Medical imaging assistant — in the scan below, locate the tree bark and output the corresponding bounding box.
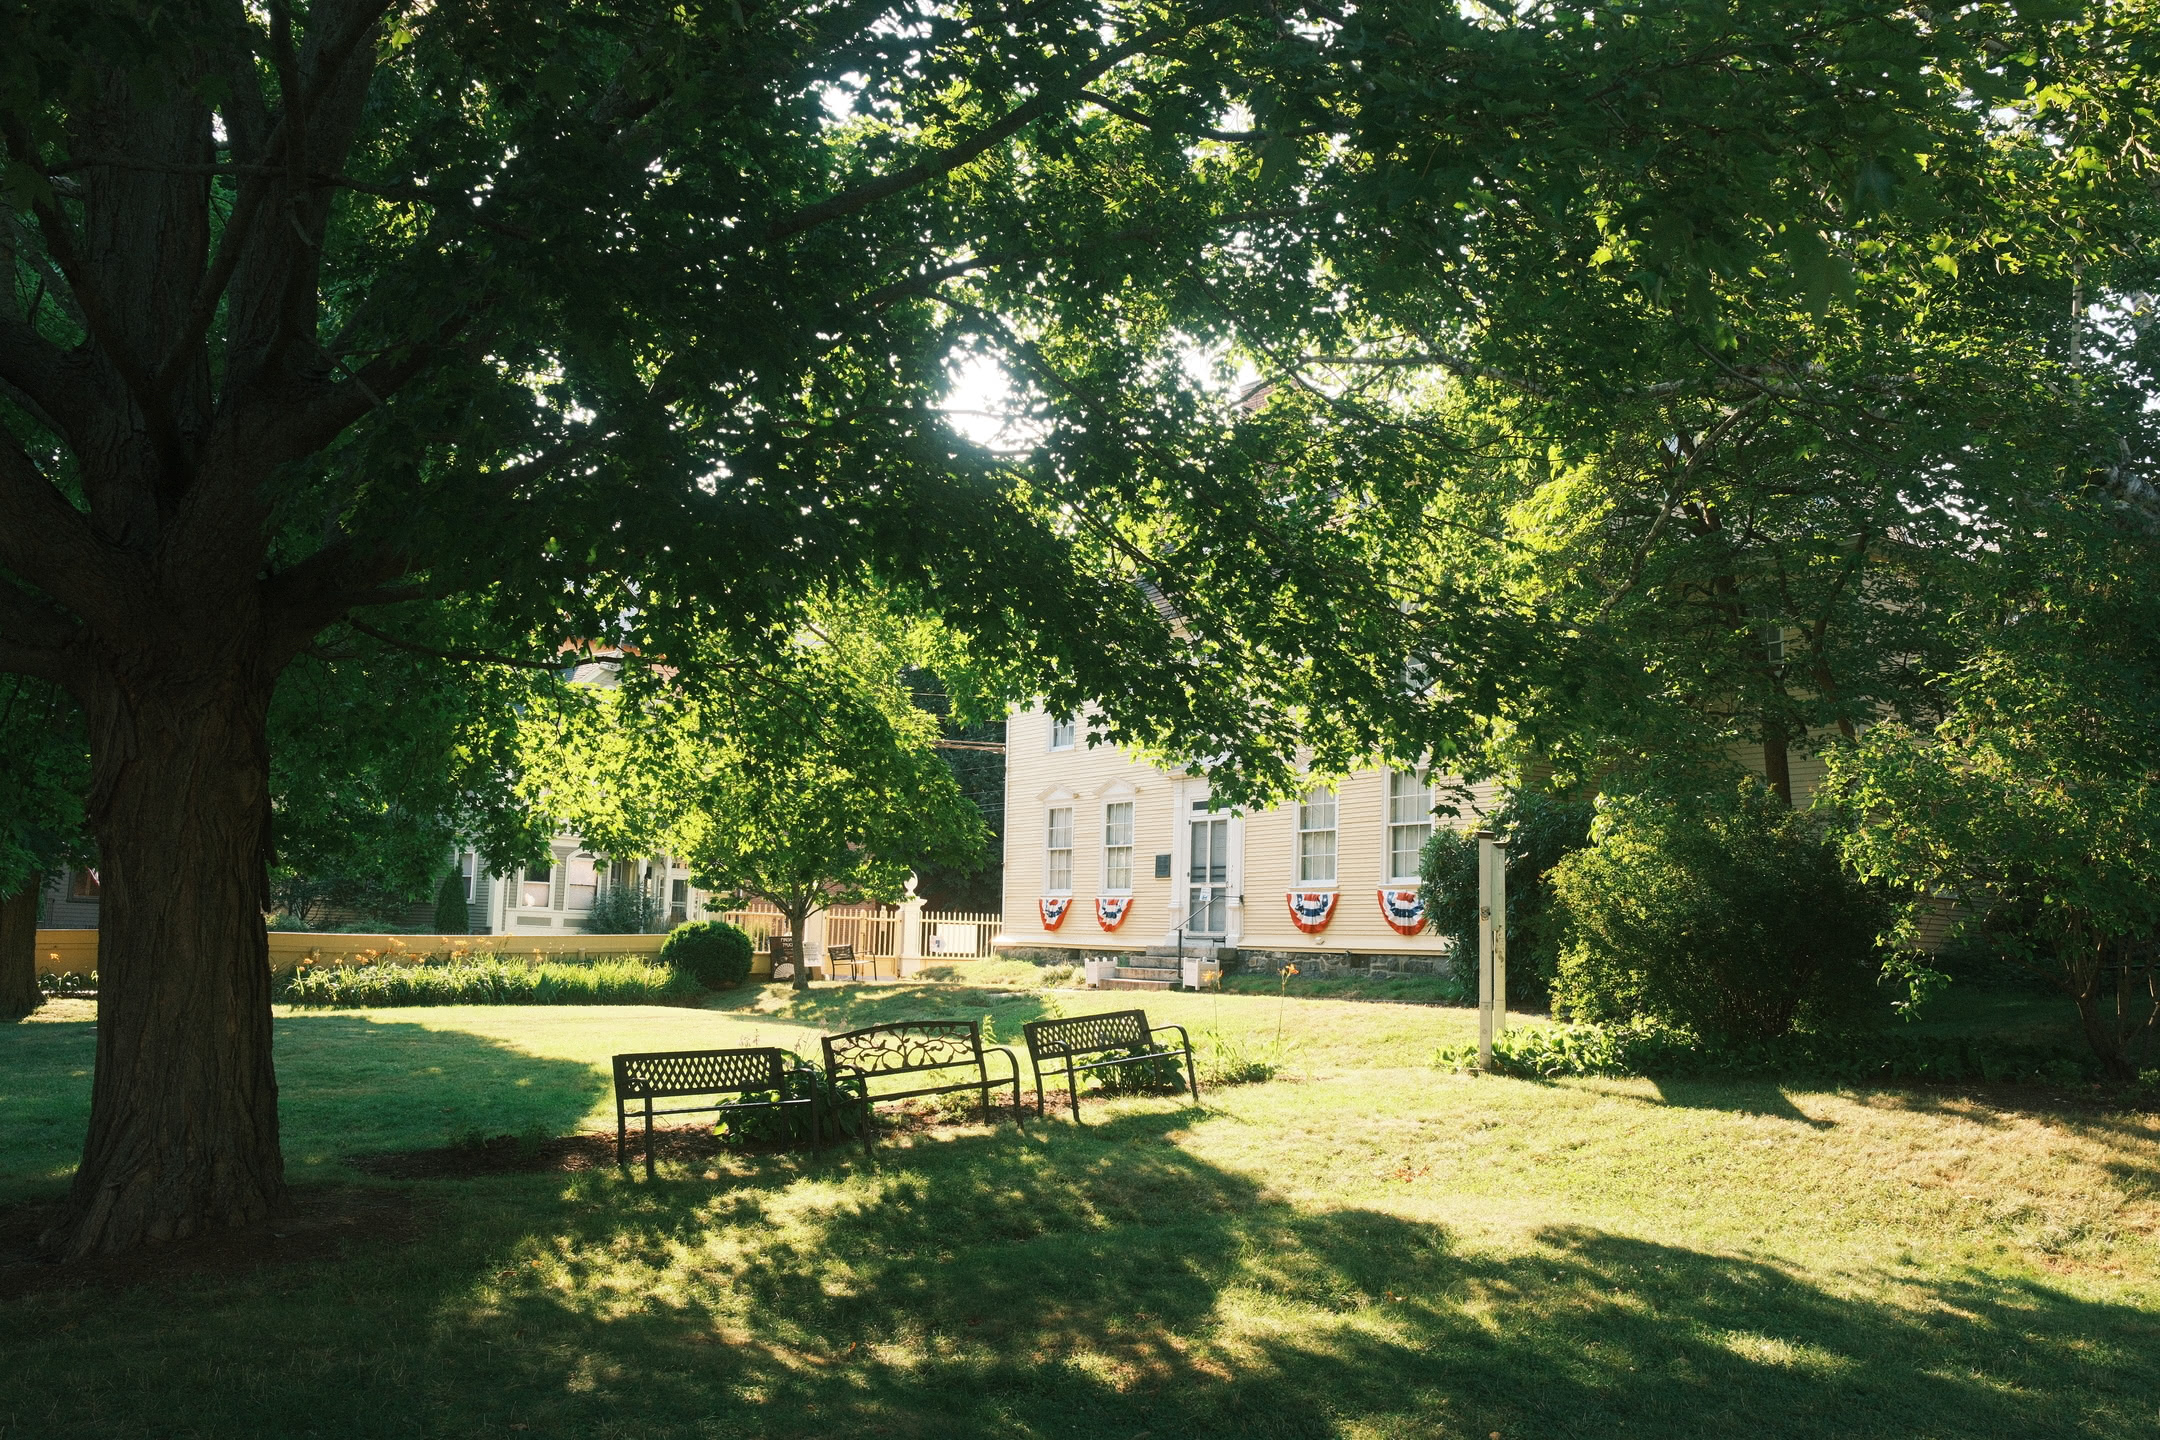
[1761,718,1793,806]
[44,663,286,1257]
[0,878,39,1017]
[787,901,814,992]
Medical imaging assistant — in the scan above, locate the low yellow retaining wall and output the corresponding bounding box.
[32,929,773,979]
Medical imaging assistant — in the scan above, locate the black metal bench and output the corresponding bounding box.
[822,1019,1024,1137]
[1022,1009,1198,1120]
[825,943,872,981]
[612,1047,822,1178]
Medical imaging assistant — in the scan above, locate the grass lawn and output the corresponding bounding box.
[2,982,2157,1439]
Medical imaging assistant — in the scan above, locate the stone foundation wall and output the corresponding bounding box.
[1234,948,1465,981]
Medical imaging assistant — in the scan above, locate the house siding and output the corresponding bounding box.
[1001,706,1495,960]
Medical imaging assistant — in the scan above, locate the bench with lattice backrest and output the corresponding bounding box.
[1021,1009,1198,1120]
[821,1019,1023,1138]
[825,943,871,980]
[612,1047,822,1178]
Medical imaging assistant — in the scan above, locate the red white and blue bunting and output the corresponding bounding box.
[1286,890,1338,935]
[1040,896,1073,931]
[1377,888,1426,936]
[1095,896,1134,931]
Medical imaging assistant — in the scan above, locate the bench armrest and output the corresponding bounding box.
[984,1044,1022,1083]
[1147,1022,1193,1053]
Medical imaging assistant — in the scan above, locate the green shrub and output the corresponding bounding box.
[279,954,700,1007]
[583,882,660,935]
[432,873,471,935]
[1432,1019,2103,1086]
[658,920,755,989]
[714,1064,868,1147]
[1091,1046,1189,1096]
[1421,789,1594,1005]
[37,970,96,995]
[1548,779,1887,1043]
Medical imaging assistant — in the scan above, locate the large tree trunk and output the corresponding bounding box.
[45,665,286,1257]
[0,878,39,1017]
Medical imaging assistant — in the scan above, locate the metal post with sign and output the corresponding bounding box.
[1476,832,1509,1071]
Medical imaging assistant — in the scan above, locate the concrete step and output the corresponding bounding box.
[1100,976,1174,991]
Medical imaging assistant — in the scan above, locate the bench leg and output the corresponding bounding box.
[1185,1045,1199,1103]
[643,1096,656,1181]
[1065,1057,1081,1122]
[616,1102,627,1168]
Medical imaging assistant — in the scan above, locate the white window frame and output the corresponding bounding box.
[564,853,600,912]
[1048,715,1077,751]
[458,850,476,902]
[1102,800,1135,894]
[518,861,554,910]
[1384,769,1434,884]
[1295,785,1338,887]
[1044,806,1075,894]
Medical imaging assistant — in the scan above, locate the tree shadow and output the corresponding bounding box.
[1643,1078,1839,1129]
[0,1013,612,1201]
[274,1014,613,1170]
[700,981,1068,1039]
[392,1114,2155,1440]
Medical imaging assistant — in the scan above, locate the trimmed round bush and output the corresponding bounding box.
[659,919,755,989]
[1547,778,1887,1043]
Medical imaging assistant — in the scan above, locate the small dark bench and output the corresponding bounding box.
[1022,1009,1198,1120]
[822,1019,1024,1137]
[612,1047,822,1178]
[825,943,874,981]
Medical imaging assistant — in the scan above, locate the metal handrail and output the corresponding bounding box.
[1165,895,1221,986]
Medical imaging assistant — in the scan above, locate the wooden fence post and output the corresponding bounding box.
[1477,832,1509,1072]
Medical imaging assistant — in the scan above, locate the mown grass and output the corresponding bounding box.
[3,984,2156,1439]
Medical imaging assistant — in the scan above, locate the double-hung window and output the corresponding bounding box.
[1045,807,1075,892]
[1049,716,1077,751]
[520,862,554,909]
[1102,802,1134,892]
[565,855,599,911]
[1296,786,1338,886]
[1386,770,1433,883]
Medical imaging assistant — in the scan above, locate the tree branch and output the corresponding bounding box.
[755,21,1207,248]
[342,616,567,670]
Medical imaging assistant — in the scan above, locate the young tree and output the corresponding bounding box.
[681,696,984,991]
[1824,512,2160,1080]
[522,594,986,987]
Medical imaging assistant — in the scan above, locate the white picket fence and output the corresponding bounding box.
[712,902,1002,968]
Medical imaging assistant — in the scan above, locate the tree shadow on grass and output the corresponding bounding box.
[700,981,1070,1039]
[0,1013,612,1205]
[274,1014,613,1171]
[1643,1078,1839,1130]
[389,1112,2158,1440]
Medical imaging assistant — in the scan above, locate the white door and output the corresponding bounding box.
[1187,815,1229,936]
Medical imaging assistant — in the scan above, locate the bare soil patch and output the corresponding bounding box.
[0,1185,421,1300]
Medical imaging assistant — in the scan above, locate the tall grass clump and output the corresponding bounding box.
[280,954,701,1007]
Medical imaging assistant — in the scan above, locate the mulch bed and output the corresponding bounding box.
[0,1185,422,1301]
[348,1128,709,1179]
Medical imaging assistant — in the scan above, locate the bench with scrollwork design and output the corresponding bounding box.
[612,1047,823,1178]
[1022,1009,1198,1120]
[820,1019,1024,1136]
